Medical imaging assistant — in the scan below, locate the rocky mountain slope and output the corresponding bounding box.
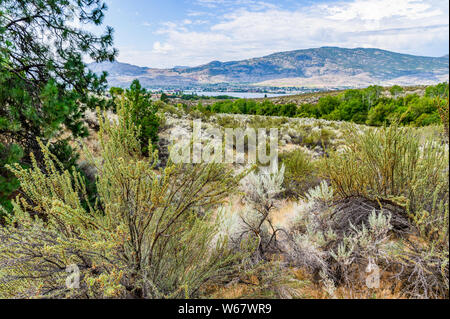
[89,47,449,89]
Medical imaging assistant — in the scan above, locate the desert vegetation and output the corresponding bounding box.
[1,84,448,298]
[0,0,449,300]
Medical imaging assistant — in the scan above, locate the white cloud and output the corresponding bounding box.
[187,10,210,17]
[195,0,277,10]
[118,0,449,67]
[152,41,174,54]
[323,0,442,21]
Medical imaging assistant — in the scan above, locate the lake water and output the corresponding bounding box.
[186,91,297,99]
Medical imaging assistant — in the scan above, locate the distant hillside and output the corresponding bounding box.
[89,47,449,89]
[89,61,149,76]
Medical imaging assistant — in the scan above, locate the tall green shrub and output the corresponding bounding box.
[279,149,318,198]
[0,103,244,298]
[123,80,160,155]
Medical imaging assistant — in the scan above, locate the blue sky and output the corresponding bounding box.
[96,0,449,68]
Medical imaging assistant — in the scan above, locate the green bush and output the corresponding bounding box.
[436,97,449,140]
[248,116,288,130]
[323,123,448,211]
[216,115,242,129]
[317,96,341,116]
[321,123,449,298]
[123,80,160,154]
[425,82,449,98]
[389,85,404,98]
[302,128,334,148]
[279,103,298,117]
[279,149,318,198]
[366,101,398,126]
[0,103,245,299]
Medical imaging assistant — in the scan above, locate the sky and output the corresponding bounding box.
[93,0,449,68]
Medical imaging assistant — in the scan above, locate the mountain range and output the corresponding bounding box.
[88,47,449,89]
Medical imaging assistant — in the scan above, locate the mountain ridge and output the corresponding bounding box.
[89,47,449,89]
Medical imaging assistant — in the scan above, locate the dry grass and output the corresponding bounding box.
[291,268,406,299]
[270,200,298,229]
[203,283,255,299]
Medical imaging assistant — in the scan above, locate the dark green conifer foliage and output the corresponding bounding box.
[0,0,116,213]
